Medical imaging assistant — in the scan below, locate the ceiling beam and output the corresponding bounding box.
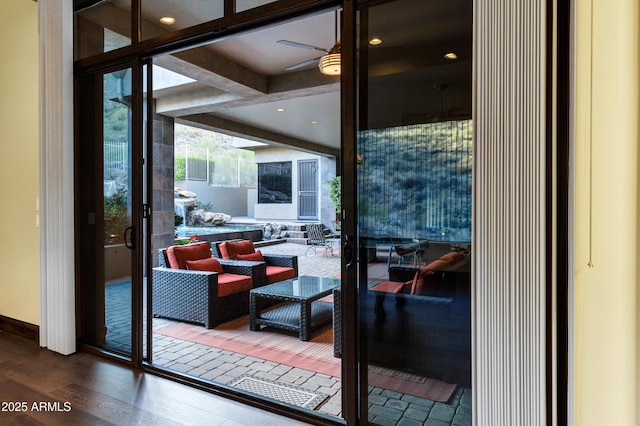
[155,86,242,116]
[154,46,269,97]
[156,68,339,116]
[180,113,339,158]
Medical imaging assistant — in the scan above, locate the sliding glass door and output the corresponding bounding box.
[351,1,473,424]
[76,64,147,360]
[144,9,346,421]
[74,0,475,424]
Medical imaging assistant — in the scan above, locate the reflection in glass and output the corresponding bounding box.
[140,0,224,41]
[74,0,132,60]
[236,0,278,13]
[358,121,472,243]
[357,0,473,424]
[103,69,133,354]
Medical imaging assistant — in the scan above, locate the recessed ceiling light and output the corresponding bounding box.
[276,108,285,112]
[444,52,458,60]
[369,37,383,46]
[311,120,318,124]
[159,16,176,25]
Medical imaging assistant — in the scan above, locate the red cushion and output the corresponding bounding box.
[424,259,450,271]
[265,266,295,284]
[216,273,253,297]
[185,257,224,273]
[439,251,465,264]
[236,251,265,262]
[221,240,256,259]
[370,281,406,294]
[395,247,416,256]
[218,242,229,259]
[166,242,211,269]
[411,268,443,296]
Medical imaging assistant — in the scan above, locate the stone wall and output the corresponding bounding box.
[151,111,175,266]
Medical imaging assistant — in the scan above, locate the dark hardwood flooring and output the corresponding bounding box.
[0,331,311,426]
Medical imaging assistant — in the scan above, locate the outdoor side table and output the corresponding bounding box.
[249,276,340,341]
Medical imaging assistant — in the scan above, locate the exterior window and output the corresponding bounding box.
[74,1,132,60]
[258,162,292,203]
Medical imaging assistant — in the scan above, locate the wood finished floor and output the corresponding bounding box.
[0,331,312,426]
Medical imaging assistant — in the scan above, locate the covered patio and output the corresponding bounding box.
[105,240,472,425]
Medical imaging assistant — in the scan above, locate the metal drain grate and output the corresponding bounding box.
[228,375,329,409]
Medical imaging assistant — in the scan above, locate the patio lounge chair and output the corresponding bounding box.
[305,223,336,257]
[152,241,266,328]
[386,237,427,270]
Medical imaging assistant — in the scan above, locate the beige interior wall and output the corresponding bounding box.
[573,0,639,424]
[0,1,40,325]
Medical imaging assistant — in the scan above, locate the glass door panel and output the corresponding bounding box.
[103,68,135,354]
[355,1,473,424]
[146,9,344,420]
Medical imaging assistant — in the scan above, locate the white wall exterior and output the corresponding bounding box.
[254,147,336,225]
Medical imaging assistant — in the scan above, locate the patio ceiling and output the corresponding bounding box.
[108,0,473,154]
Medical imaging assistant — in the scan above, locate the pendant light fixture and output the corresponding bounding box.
[318,11,341,75]
[318,41,341,75]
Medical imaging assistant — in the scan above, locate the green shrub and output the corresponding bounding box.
[174,157,186,180]
[104,193,128,245]
[175,212,184,227]
[328,176,341,213]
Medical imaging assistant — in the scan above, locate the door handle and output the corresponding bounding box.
[124,226,135,250]
[344,234,354,269]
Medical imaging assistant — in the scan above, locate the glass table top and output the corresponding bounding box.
[251,276,341,299]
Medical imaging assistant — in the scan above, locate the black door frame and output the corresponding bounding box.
[75,2,354,425]
[72,0,571,424]
[75,59,146,362]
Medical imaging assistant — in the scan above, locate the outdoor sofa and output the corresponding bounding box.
[333,250,471,383]
[371,250,470,306]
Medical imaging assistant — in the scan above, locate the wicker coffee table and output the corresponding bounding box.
[249,276,340,341]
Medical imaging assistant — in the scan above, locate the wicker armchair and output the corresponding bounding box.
[211,240,298,285]
[153,246,266,328]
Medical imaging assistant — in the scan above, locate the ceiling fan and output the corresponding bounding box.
[276,40,335,71]
[277,11,341,75]
[403,84,470,123]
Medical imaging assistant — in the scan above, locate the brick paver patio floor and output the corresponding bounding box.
[105,241,471,425]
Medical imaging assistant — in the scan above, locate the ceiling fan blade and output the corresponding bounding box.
[277,40,329,53]
[285,57,323,71]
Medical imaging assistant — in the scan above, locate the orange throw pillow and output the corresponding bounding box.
[424,259,450,271]
[223,240,256,259]
[185,257,224,273]
[439,251,465,265]
[236,251,265,262]
[218,242,230,259]
[411,267,443,296]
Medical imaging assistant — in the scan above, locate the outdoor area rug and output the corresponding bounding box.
[156,316,341,377]
[228,375,328,410]
[155,317,456,402]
